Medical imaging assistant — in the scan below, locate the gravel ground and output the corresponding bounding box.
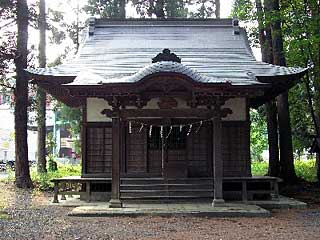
[0,182,320,240]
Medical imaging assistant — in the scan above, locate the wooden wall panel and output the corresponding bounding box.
[126,127,147,174]
[83,121,250,178]
[85,123,112,175]
[222,121,250,177]
[187,126,211,177]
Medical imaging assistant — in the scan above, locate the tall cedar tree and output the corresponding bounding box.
[119,0,125,18]
[84,0,126,18]
[309,0,320,184]
[15,0,33,188]
[255,0,280,177]
[215,0,220,18]
[36,0,47,173]
[267,0,297,183]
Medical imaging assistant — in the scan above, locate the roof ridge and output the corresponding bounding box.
[93,17,233,27]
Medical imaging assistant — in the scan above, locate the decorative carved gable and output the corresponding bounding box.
[157,97,178,109]
[152,49,181,63]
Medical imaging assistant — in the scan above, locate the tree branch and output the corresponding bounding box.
[0,19,15,30]
[0,82,15,91]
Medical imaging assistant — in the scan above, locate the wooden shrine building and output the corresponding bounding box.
[28,18,307,207]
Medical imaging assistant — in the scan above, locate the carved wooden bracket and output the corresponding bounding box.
[101,109,120,118]
[104,94,149,110]
[187,93,229,109]
[211,96,232,119]
[221,108,233,118]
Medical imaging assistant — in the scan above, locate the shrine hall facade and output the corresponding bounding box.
[28,18,306,207]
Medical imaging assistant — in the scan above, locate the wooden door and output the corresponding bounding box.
[147,127,163,176]
[147,126,188,178]
[164,127,188,178]
[126,126,148,175]
[187,124,212,177]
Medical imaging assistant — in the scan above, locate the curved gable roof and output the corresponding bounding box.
[27,18,306,88]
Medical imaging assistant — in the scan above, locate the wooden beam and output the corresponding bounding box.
[109,116,123,208]
[102,108,231,119]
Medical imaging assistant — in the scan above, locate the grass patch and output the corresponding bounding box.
[0,211,9,220]
[0,196,9,220]
[251,159,317,182]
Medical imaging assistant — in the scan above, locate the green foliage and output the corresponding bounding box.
[188,0,218,18]
[30,164,81,191]
[55,103,81,136]
[47,154,58,172]
[288,84,314,157]
[231,0,260,47]
[251,159,317,182]
[2,163,81,191]
[233,0,320,156]
[282,0,320,154]
[294,159,317,182]
[54,102,82,155]
[0,211,9,220]
[84,0,125,18]
[165,0,188,18]
[250,109,268,161]
[251,160,268,176]
[231,0,255,20]
[46,132,56,155]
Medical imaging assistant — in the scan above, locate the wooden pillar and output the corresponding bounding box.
[53,181,59,203]
[212,115,225,207]
[81,103,87,176]
[109,116,123,208]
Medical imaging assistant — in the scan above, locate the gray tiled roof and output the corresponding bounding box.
[27,18,306,86]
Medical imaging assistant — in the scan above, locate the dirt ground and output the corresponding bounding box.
[0,182,320,240]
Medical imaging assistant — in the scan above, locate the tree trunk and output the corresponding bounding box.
[119,0,126,19]
[256,0,280,176]
[276,92,297,182]
[268,0,297,183]
[266,101,280,176]
[215,0,220,18]
[37,0,47,174]
[155,0,165,18]
[14,0,33,188]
